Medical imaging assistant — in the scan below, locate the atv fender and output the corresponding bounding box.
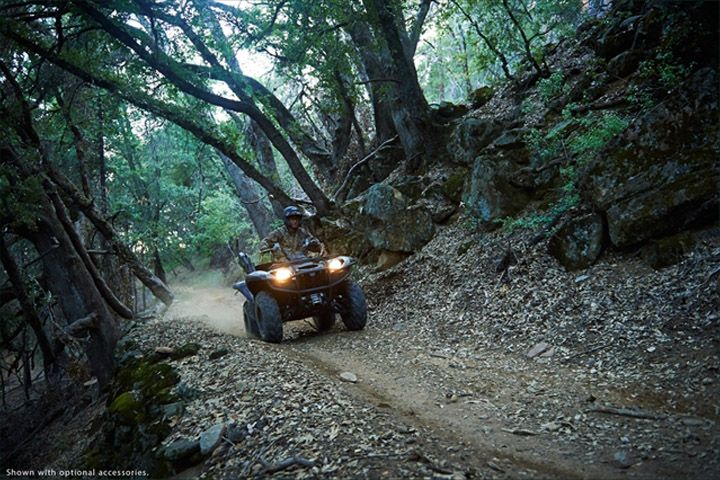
[232,281,254,302]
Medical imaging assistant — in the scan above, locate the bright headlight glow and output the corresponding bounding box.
[272,267,293,282]
[327,258,344,271]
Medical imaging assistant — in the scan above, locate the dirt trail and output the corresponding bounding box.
[167,271,246,337]
[159,273,720,479]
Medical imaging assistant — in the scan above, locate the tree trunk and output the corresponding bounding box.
[245,120,285,218]
[43,164,175,306]
[44,181,134,319]
[153,247,167,284]
[219,153,275,238]
[362,0,434,172]
[27,216,118,387]
[0,233,56,376]
[347,21,398,143]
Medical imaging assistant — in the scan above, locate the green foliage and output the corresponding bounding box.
[420,0,585,102]
[637,50,692,90]
[193,191,254,256]
[504,110,628,232]
[537,72,567,101]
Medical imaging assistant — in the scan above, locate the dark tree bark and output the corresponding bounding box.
[152,247,166,285]
[44,180,134,319]
[245,120,285,218]
[361,0,435,171]
[219,153,275,239]
[347,21,398,143]
[44,164,175,306]
[0,233,56,375]
[27,224,118,387]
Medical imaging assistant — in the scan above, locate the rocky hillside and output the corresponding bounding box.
[319,0,718,276]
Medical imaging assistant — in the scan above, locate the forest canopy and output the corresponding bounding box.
[0,0,593,386]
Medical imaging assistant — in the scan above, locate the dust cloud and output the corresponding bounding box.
[165,271,246,337]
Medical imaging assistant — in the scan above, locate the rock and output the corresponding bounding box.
[161,438,200,463]
[161,401,185,420]
[581,68,719,248]
[607,49,642,78]
[547,213,605,271]
[492,128,529,149]
[541,421,562,432]
[362,184,435,252]
[108,391,143,422]
[155,346,174,356]
[527,342,550,358]
[639,231,695,269]
[339,372,358,383]
[375,250,410,271]
[612,450,634,469]
[468,86,494,109]
[441,168,468,203]
[209,347,230,360]
[539,347,555,358]
[199,423,226,455]
[448,117,503,165]
[317,217,369,257]
[464,155,531,223]
[434,101,469,119]
[574,274,590,283]
[170,342,201,360]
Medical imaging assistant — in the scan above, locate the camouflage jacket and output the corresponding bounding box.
[258,226,321,261]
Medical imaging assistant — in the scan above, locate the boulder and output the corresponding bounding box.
[375,250,410,271]
[464,155,531,223]
[548,213,605,271]
[161,438,200,463]
[607,49,642,78]
[468,86,494,109]
[434,101,470,119]
[492,128,529,149]
[170,342,200,360]
[448,117,503,165]
[640,231,695,269]
[581,68,719,247]
[362,184,435,252]
[199,423,226,455]
[316,217,369,257]
[208,348,229,360]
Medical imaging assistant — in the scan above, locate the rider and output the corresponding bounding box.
[259,205,323,262]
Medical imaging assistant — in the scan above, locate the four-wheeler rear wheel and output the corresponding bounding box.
[243,301,259,338]
[313,311,336,332]
[255,291,283,343]
[340,281,367,331]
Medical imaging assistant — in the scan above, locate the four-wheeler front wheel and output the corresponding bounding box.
[340,281,367,331]
[313,311,336,332]
[243,301,260,338]
[255,291,283,343]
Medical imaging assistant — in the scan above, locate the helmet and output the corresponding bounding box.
[283,205,303,219]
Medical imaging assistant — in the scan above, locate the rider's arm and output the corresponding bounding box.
[303,229,323,252]
[259,230,281,252]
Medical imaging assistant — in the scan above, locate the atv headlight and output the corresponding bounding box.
[327,257,344,272]
[271,267,293,282]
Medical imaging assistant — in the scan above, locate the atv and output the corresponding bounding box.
[233,243,367,343]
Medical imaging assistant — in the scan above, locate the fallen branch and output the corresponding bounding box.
[66,313,98,336]
[334,135,398,200]
[565,340,613,360]
[260,455,315,474]
[587,406,666,420]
